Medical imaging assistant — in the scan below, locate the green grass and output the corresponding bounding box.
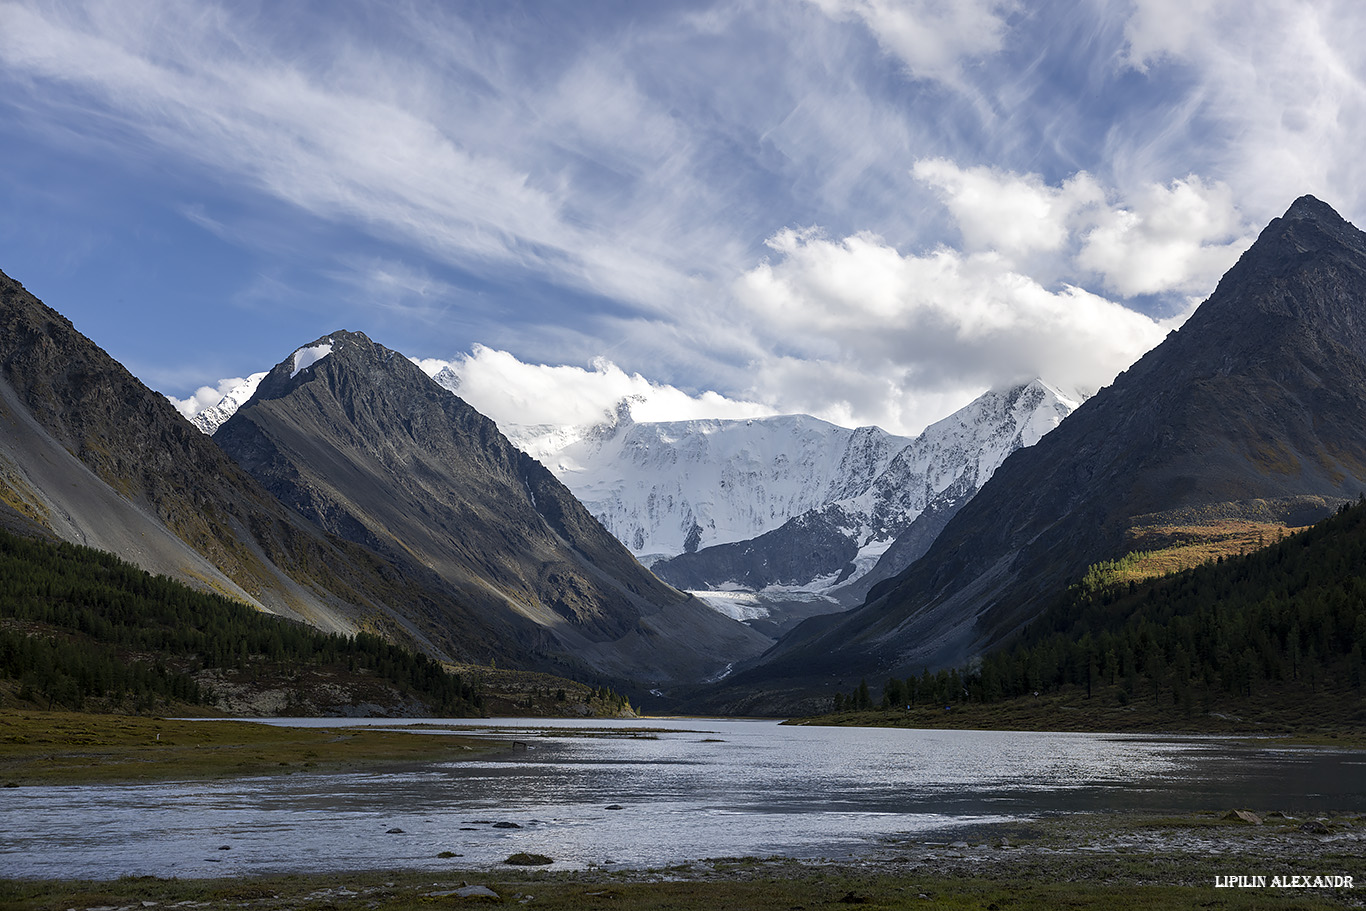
[0,864,1356,910]
[799,682,1366,745]
[0,709,506,784]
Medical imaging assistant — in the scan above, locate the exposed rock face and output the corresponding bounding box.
[214,331,769,684]
[736,196,1366,693]
[0,270,761,685]
[0,268,415,638]
[656,508,862,592]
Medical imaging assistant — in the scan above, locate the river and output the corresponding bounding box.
[3,718,1363,879]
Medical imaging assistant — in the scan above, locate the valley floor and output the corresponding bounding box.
[4,710,1363,908]
[3,811,1363,909]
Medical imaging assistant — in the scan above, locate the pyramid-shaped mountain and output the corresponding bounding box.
[734,196,1366,699]
[213,331,769,685]
[0,268,495,653]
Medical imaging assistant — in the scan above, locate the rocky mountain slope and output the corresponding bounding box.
[728,195,1366,706]
[213,331,769,685]
[0,268,468,649]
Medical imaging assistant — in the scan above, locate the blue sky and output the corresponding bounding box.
[3,0,1365,435]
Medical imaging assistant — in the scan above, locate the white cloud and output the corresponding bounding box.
[1117,0,1366,220]
[805,0,1015,85]
[733,225,1177,433]
[1121,0,1231,71]
[413,345,775,431]
[913,158,1253,299]
[1076,176,1250,297]
[913,158,1105,261]
[168,153,1245,439]
[0,1,730,318]
[16,0,1366,447]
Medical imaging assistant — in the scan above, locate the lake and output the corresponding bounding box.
[3,718,1363,879]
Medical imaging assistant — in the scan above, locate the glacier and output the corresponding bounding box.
[485,378,1080,626]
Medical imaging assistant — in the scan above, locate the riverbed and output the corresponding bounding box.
[2,718,1363,879]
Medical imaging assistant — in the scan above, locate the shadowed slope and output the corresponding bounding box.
[725,196,1366,706]
[0,269,472,653]
[214,332,769,685]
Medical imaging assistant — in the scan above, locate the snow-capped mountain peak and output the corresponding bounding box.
[498,407,916,560]
[175,371,268,435]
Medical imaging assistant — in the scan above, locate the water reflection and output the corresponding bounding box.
[2,720,1362,879]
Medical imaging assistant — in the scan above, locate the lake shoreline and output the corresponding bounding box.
[5,711,1363,908]
[4,811,1363,908]
[785,697,1366,747]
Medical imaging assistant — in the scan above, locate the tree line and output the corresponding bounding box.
[0,528,482,714]
[835,498,1366,714]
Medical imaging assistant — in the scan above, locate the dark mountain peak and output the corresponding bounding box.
[214,330,768,684]
[246,328,439,411]
[1283,193,1347,224]
[1255,194,1365,259]
[1181,196,1366,355]
[730,196,1366,693]
[0,265,500,647]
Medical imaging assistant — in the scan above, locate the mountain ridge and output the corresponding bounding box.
[715,195,1366,709]
[0,268,472,648]
[213,330,770,686]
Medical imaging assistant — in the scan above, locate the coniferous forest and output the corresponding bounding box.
[835,499,1366,724]
[0,528,483,715]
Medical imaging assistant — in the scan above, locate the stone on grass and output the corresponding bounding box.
[504,852,553,866]
[455,885,499,899]
[427,885,499,900]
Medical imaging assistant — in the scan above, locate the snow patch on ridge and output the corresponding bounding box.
[291,343,334,378]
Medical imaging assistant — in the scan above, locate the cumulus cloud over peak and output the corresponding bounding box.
[735,225,1173,430]
[1076,176,1250,297]
[710,159,1255,433]
[913,159,1106,260]
[413,345,775,431]
[914,159,1253,299]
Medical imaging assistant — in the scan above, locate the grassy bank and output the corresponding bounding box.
[793,683,1366,746]
[3,872,1346,911]
[0,710,506,785]
[3,811,1362,909]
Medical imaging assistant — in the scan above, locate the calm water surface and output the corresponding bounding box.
[3,718,1363,878]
